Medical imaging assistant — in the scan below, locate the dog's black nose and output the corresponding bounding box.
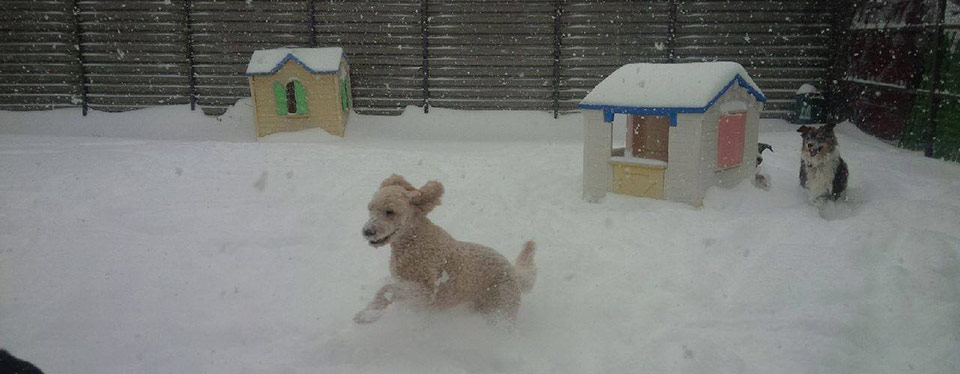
[363,228,376,237]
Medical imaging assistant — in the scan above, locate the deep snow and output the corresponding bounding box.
[0,103,958,374]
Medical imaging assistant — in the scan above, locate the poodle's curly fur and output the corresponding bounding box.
[355,174,537,326]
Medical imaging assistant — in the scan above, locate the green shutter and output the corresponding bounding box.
[340,79,348,111]
[293,80,308,115]
[273,82,287,115]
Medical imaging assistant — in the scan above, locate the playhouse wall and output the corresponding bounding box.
[695,86,761,199]
[582,109,613,201]
[323,72,347,137]
[249,60,345,137]
[664,113,705,205]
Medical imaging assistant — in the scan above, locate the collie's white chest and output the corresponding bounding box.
[803,153,839,199]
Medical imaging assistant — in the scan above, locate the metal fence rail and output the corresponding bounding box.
[1,0,835,118]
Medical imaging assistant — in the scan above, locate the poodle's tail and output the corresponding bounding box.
[515,241,537,293]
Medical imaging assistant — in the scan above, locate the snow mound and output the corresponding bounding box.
[796,83,819,95]
[0,103,253,142]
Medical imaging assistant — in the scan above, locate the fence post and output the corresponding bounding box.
[552,0,562,118]
[69,0,89,116]
[667,0,678,63]
[924,0,947,158]
[421,0,430,113]
[181,0,198,111]
[308,0,318,47]
[824,0,854,122]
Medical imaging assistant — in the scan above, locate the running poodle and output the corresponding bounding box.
[355,174,537,326]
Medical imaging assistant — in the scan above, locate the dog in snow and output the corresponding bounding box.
[355,174,537,326]
[797,122,848,201]
[0,349,44,374]
[754,142,774,190]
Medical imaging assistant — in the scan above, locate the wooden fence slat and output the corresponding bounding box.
[70,0,88,114]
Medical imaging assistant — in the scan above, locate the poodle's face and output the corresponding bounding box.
[363,186,417,247]
[362,175,443,248]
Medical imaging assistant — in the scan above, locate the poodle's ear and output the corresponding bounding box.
[824,122,837,132]
[796,125,811,134]
[410,180,443,213]
[380,174,416,191]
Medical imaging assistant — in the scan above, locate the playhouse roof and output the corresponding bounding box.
[245,47,345,75]
[579,62,766,112]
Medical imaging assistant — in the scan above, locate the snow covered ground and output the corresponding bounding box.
[1,103,958,374]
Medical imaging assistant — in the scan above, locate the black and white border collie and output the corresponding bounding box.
[797,122,848,201]
[0,349,44,374]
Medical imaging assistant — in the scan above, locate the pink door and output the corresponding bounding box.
[717,113,746,168]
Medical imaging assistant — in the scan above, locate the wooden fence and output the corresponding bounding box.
[1,0,837,118]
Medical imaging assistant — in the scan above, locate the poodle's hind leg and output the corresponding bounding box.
[473,279,522,328]
[354,281,431,324]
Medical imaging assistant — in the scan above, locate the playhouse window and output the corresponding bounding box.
[627,115,669,162]
[717,113,746,168]
[272,80,308,116]
[285,82,298,113]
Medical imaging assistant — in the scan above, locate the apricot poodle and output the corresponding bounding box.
[355,174,537,326]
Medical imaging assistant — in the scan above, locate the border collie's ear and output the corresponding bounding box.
[410,180,443,213]
[797,125,811,134]
[824,122,837,131]
[381,174,416,191]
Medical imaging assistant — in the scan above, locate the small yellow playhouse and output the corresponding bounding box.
[246,47,352,137]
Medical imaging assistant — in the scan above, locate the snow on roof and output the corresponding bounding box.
[796,83,818,95]
[246,47,345,75]
[579,62,765,110]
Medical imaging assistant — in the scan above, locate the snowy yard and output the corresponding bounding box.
[1,103,959,374]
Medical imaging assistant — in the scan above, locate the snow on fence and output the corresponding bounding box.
[1,0,836,119]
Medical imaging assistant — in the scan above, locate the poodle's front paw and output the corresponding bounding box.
[353,308,384,324]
